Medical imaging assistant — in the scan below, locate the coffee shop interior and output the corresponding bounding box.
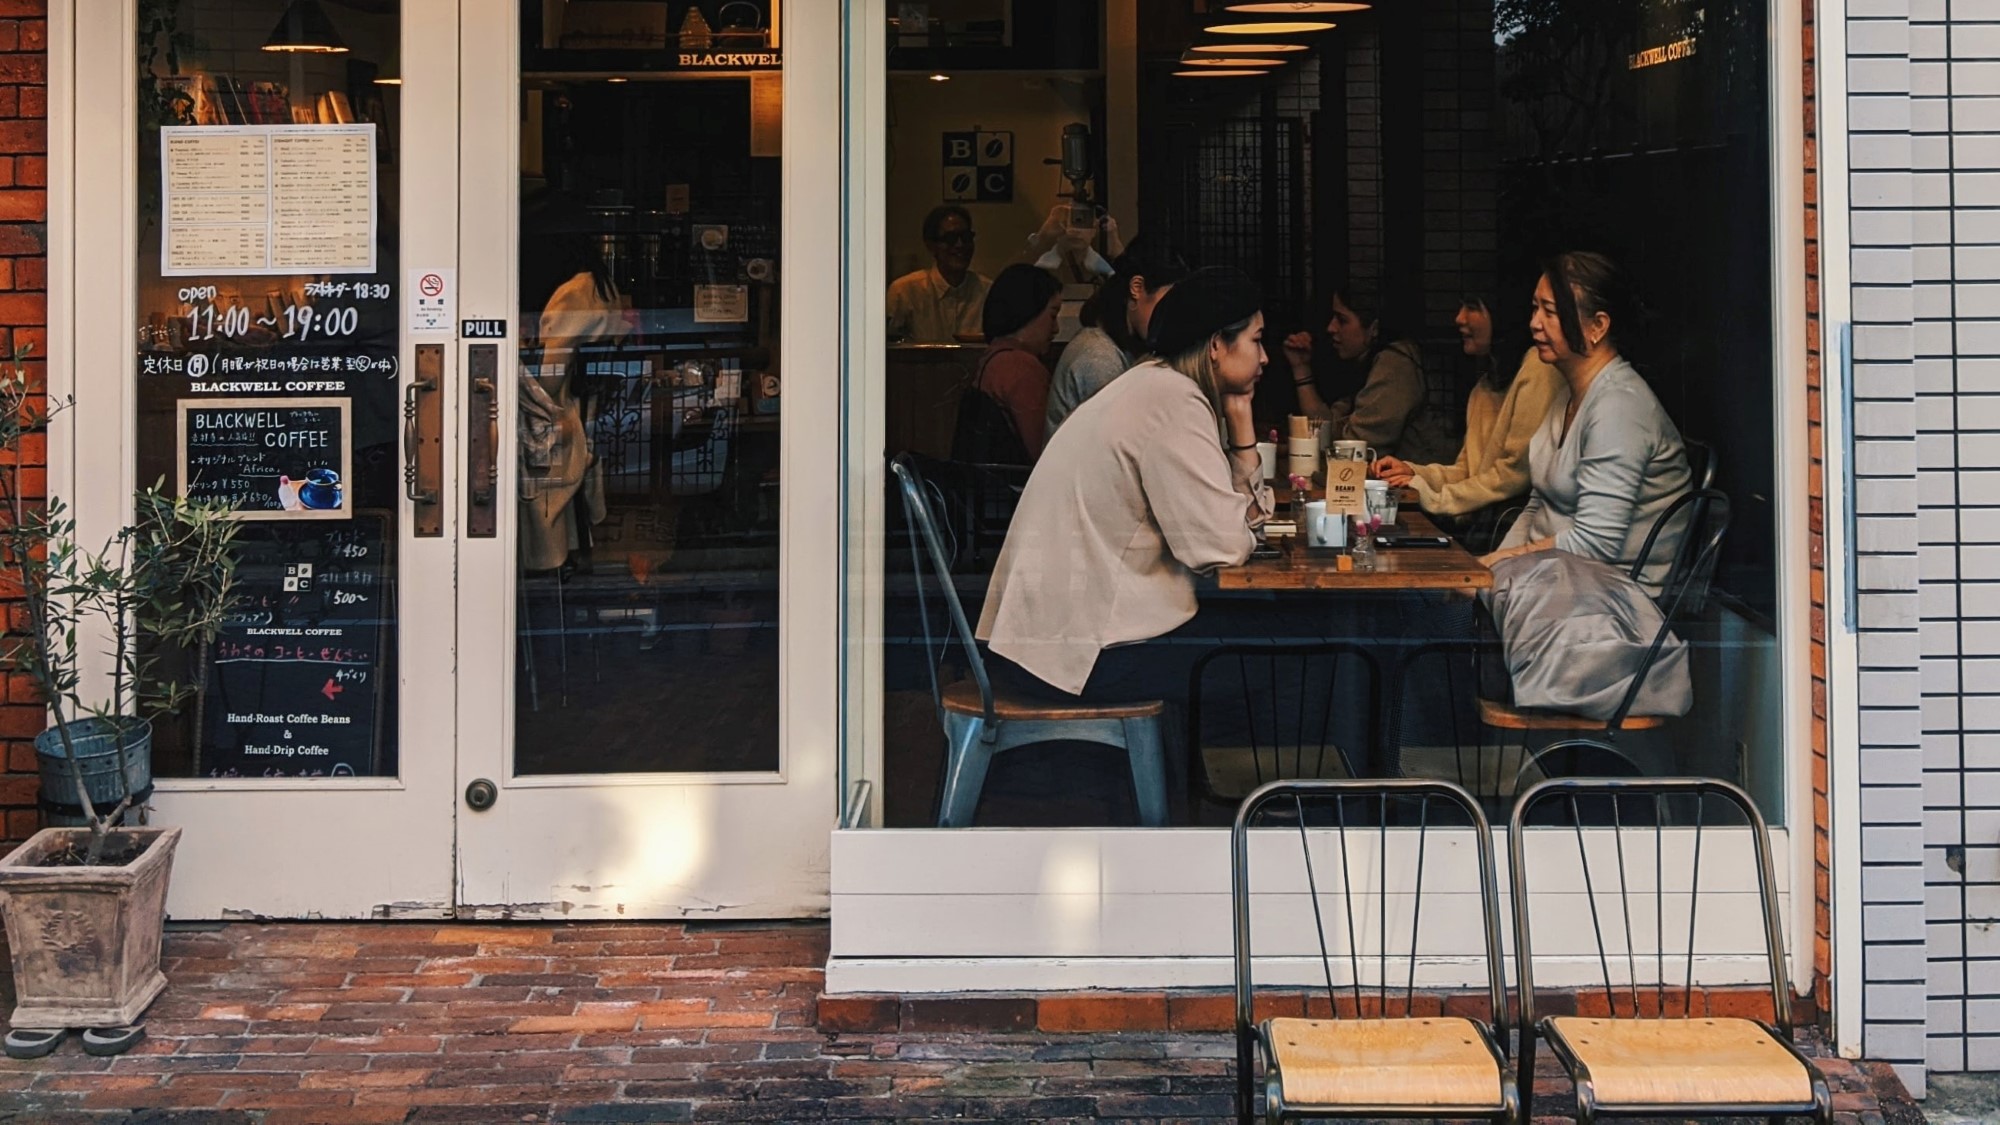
[877,0,1784,828]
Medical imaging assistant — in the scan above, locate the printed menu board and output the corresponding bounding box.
[160,124,377,276]
[199,514,391,778]
[177,398,352,520]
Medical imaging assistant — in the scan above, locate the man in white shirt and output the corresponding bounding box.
[887,205,991,342]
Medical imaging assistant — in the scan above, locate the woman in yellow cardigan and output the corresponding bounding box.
[1373,293,1562,543]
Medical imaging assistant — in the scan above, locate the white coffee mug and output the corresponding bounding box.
[1331,440,1376,463]
[1302,500,1346,548]
[1255,441,1278,481]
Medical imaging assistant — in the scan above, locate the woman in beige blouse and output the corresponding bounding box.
[977,268,1272,703]
[1374,293,1562,537]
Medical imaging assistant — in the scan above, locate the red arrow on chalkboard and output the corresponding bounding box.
[321,679,343,702]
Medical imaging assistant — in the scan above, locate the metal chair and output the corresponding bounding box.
[1232,779,1519,1125]
[889,454,1169,827]
[1508,776,1830,1123]
[1474,489,1731,743]
[1684,437,1718,492]
[889,452,1027,570]
[1186,643,1383,814]
[1390,490,1728,809]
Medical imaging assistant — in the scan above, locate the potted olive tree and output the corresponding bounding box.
[0,358,239,1056]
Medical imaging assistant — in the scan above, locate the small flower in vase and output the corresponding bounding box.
[1287,473,1312,510]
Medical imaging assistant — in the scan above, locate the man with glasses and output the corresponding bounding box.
[888,205,991,342]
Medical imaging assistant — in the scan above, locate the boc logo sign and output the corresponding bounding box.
[942,129,1014,203]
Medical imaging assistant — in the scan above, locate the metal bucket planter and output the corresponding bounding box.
[33,718,152,829]
[0,825,180,1028]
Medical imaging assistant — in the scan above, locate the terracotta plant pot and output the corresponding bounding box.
[0,825,180,1028]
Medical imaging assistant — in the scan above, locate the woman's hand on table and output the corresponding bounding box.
[1373,456,1415,488]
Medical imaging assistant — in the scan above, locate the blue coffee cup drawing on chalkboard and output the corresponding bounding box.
[298,468,342,511]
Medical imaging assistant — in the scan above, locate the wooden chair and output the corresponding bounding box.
[889,455,1169,827]
[1508,777,1830,1124]
[1187,643,1382,814]
[1232,779,1519,1125]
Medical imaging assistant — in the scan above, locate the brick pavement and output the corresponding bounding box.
[0,921,1920,1123]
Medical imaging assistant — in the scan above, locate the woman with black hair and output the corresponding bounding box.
[1043,238,1193,436]
[1374,292,1563,527]
[954,263,1063,464]
[978,268,1272,704]
[1285,288,1455,464]
[1483,251,1691,592]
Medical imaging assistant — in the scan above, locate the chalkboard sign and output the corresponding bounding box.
[177,397,353,520]
[199,514,391,777]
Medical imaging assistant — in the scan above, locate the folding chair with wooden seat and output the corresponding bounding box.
[1232,779,1520,1125]
[1507,777,1831,1124]
[889,454,1170,827]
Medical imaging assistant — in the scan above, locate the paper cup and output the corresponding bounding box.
[1256,441,1278,481]
[1288,437,1319,482]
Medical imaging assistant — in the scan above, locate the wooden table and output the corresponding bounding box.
[1215,509,1491,592]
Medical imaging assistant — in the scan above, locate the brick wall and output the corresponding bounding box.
[0,0,45,848]
[1804,0,1833,1015]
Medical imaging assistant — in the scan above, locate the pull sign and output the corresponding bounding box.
[461,319,507,339]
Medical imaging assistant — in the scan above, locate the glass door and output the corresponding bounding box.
[451,1,838,918]
[82,1,460,917]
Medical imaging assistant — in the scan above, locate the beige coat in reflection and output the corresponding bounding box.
[976,362,1270,695]
[520,273,623,572]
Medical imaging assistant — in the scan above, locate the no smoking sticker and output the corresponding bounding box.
[407,268,455,334]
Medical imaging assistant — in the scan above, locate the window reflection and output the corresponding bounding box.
[513,5,783,775]
[878,0,1781,828]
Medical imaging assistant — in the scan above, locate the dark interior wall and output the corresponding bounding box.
[1491,0,1776,614]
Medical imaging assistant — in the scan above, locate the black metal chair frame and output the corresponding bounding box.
[1389,489,1731,807]
[1187,643,1383,813]
[1507,776,1831,1124]
[1232,778,1520,1125]
[889,454,1169,827]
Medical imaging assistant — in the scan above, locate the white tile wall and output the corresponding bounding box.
[1906,0,2000,1082]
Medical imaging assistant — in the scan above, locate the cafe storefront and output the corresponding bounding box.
[37,0,1953,1077]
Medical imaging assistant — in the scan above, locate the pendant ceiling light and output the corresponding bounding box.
[1207,20,1337,34]
[1179,55,1285,66]
[263,0,348,54]
[1223,2,1371,12]
[1174,69,1268,77]
[1187,41,1309,53]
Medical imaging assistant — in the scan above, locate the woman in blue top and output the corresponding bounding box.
[1483,252,1691,593]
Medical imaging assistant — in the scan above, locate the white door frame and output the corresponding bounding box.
[451,0,838,919]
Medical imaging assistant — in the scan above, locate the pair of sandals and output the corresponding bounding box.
[2,1026,144,1059]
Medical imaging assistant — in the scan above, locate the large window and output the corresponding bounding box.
[870,0,1784,827]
